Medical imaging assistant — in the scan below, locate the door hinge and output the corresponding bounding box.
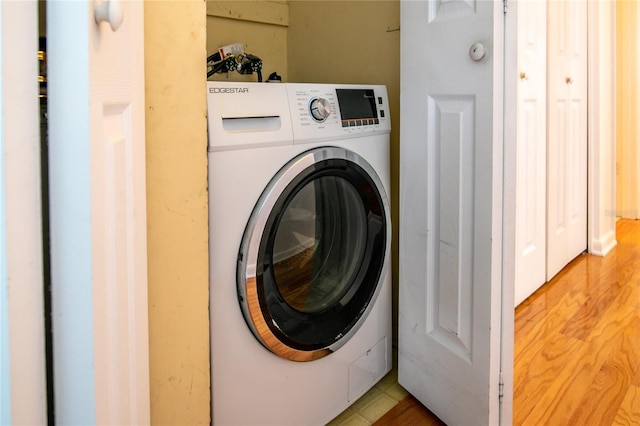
[503,0,508,14]
[499,371,504,401]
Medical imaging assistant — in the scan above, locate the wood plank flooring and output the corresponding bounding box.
[374,219,640,425]
[373,395,445,426]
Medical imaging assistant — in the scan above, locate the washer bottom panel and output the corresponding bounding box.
[348,337,388,402]
[210,271,392,426]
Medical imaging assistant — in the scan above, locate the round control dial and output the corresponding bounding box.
[309,97,331,122]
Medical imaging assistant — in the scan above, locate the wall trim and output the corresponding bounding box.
[587,0,617,257]
[589,228,617,257]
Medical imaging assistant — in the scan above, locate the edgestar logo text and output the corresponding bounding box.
[209,87,249,94]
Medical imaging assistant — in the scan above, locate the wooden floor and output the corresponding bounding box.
[374,219,640,425]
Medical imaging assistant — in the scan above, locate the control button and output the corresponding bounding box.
[378,97,383,104]
[309,97,331,122]
[380,110,385,118]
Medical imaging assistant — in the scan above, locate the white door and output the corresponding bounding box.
[47,1,149,424]
[1,1,47,423]
[546,0,587,280]
[399,1,514,425]
[515,0,547,306]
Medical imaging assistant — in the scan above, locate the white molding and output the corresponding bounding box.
[587,0,617,257]
[589,229,617,257]
[500,0,518,422]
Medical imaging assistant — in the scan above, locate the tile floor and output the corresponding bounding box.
[327,366,408,426]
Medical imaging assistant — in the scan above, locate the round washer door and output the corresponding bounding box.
[237,146,391,362]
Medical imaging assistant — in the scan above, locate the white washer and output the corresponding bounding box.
[208,81,392,425]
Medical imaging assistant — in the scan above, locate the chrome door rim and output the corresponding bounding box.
[237,146,391,362]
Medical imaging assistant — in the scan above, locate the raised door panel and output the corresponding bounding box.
[429,95,475,360]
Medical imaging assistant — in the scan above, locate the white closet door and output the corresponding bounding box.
[1,1,47,423]
[546,0,588,281]
[48,1,149,423]
[399,1,514,424]
[515,0,547,306]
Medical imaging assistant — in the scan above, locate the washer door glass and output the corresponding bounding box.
[238,147,390,362]
[272,175,366,314]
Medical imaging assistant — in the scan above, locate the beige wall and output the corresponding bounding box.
[207,1,289,82]
[145,1,210,424]
[616,0,640,218]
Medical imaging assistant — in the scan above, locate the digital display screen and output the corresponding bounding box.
[336,89,378,125]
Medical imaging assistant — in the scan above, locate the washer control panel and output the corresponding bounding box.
[286,83,390,142]
[206,81,390,151]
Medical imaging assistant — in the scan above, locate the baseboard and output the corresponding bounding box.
[589,229,617,257]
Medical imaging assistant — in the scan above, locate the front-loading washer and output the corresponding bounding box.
[207,81,392,425]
